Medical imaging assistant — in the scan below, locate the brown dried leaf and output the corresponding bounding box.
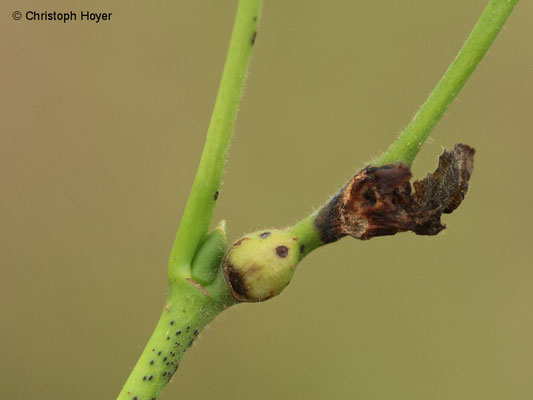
[315,144,475,242]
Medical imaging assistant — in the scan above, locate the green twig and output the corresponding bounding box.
[168,0,262,281]
[232,0,520,287]
[116,1,261,399]
[375,0,519,167]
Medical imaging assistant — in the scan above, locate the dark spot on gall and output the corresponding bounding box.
[143,376,146,381]
[158,351,161,356]
[163,357,167,361]
[194,329,199,336]
[150,360,154,365]
[149,375,153,381]
[251,31,257,45]
[214,191,219,200]
[259,231,270,238]
[176,331,181,335]
[224,260,249,301]
[276,245,289,258]
[299,244,305,254]
[170,320,174,325]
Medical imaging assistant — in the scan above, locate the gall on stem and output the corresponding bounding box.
[223,144,475,302]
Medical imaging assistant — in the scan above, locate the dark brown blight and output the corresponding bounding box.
[315,144,475,242]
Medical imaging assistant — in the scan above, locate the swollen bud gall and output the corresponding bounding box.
[222,229,301,302]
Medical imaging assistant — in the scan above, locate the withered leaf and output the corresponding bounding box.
[315,144,475,242]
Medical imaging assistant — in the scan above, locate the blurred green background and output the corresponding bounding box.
[1,1,532,399]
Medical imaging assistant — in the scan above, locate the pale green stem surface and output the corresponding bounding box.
[374,0,519,167]
[116,281,232,400]
[117,1,261,399]
[168,0,262,281]
[292,212,323,257]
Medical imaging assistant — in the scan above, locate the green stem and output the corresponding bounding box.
[117,1,261,398]
[290,0,519,255]
[251,0,518,304]
[168,0,262,280]
[116,282,233,400]
[291,212,322,257]
[375,0,519,167]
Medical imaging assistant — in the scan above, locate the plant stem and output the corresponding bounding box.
[289,0,519,254]
[168,0,262,281]
[117,1,261,399]
[375,0,519,167]
[116,281,233,400]
[292,212,323,257]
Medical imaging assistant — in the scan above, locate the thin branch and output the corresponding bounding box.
[375,0,519,167]
[116,2,261,399]
[230,0,520,295]
[168,0,262,280]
